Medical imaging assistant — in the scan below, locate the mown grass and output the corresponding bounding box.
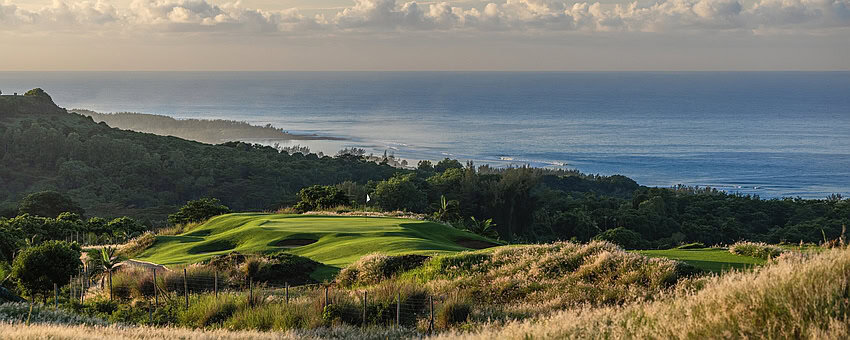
[135,214,499,281]
[636,248,765,272]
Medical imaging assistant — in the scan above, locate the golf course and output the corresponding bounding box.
[135,214,500,279]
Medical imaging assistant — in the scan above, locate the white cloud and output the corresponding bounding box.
[0,0,848,34]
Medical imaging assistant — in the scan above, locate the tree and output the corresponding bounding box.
[373,173,427,212]
[464,217,499,239]
[0,221,24,263]
[167,198,231,225]
[434,158,464,172]
[11,241,81,300]
[99,247,119,300]
[18,191,85,218]
[293,185,350,212]
[433,195,460,222]
[24,88,50,98]
[106,217,147,239]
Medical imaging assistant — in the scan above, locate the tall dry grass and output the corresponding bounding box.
[431,247,850,339]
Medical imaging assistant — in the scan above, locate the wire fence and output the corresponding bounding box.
[64,266,453,333]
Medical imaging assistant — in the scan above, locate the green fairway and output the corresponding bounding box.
[636,248,766,273]
[135,213,499,279]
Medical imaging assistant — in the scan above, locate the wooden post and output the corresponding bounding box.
[362,291,367,328]
[214,271,218,299]
[108,270,113,301]
[183,268,188,309]
[153,269,158,305]
[54,283,58,308]
[396,293,400,327]
[429,295,434,334]
[80,274,85,302]
[249,278,254,308]
[285,282,289,304]
[324,285,329,309]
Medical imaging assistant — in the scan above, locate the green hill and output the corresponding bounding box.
[135,214,500,279]
[0,91,398,222]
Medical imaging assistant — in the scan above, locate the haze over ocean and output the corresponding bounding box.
[2,71,848,199]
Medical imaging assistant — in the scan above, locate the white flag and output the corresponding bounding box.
[366,194,371,202]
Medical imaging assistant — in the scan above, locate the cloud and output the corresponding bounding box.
[1,0,848,34]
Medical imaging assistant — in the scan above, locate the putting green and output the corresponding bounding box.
[636,248,765,273]
[135,213,499,279]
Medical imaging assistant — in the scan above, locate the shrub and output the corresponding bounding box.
[253,253,321,285]
[118,232,156,259]
[293,185,350,213]
[593,227,649,249]
[337,254,429,287]
[179,293,244,328]
[11,241,81,300]
[436,299,471,329]
[729,241,786,259]
[676,242,705,249]
[167,198,231,225]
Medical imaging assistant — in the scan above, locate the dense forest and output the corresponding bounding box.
[0,91,398,223]
[72,109,340,145]
[2,90,848,247]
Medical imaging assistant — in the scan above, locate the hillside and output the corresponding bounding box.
[134,214,500,279]
[0,91,399,222]
[72,109,342,145]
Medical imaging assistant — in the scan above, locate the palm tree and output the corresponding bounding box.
[100,247,119,300]
[466,217,499,240]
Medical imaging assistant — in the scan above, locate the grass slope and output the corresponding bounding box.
[135,214,498,279]
[636,248,765,272]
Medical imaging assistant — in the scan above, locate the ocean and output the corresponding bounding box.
[1,71,848,199]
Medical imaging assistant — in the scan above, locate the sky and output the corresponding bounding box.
[1,0,848,70]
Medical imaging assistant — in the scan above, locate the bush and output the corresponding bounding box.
[253,253,321,285]
[436,299,471,329]
[676,242,706,249]
[179,293,244,328]
[593,227,649,249]
[337,253,429,287]
[294,185,350,212]
[729,241,786,259]
[118,232,156,258]
[11,241,81,300]
[167,198,231,225]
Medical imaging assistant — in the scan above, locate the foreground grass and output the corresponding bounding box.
[136,214,498,280]
[5,247,850,339]
[434,248,850,339]
[636,248,765,272]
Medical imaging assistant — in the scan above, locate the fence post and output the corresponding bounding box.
[285,282,289,304]
[148,301,153,324]
[249,278,254,308]
[153,268,158,305]
[80,274,85,302]
[54,283,58,308]
[108,270,113,301]
[396,293,400,328]
[429,295,434,335]
[324,285,329,309]
[183,268,189,309]
[362,291,367,328]
[69,275,74,302]
[214,271,218,299]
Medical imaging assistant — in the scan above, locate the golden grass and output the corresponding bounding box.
[432,247,850,339]
[0,323,301,339]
